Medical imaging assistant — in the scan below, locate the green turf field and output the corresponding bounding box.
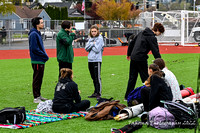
[0,53,199,132]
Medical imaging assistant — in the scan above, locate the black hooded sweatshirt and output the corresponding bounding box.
[149,72,173,111]
[127,28,161,61]
[53,78,81,105]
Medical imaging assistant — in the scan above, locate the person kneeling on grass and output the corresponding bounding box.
[52,68,90,113]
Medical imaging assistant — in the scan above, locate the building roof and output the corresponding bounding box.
[15,6,43,18]
[29,2,41,9]
[68,9,92,19]
[44,2,72,9]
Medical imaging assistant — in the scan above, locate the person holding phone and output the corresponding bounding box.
[56,21,76,78]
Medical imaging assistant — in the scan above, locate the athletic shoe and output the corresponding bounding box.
[39,96,48,101]
[131,99,139,106]
[111,121,143,133]
[33,97,42,103]
[96,95,101,99]
[138,111,148,122]
[88,93,101,98]
[141,113,148,122]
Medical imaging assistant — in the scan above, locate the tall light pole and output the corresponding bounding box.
[143,0,146,10]
[194,0,196,11]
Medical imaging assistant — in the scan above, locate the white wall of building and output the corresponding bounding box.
[38,0,62,5]
[28,0,62,5]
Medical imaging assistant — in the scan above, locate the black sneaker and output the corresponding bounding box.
[88,93,97,98]
[96,95,101,99]
[88,93,101,98]
[111,121,143,133]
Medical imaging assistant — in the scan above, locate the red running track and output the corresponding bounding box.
[0,46,200,60]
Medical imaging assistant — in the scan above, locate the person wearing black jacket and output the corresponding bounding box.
[125,23,165,100]
[52,68,90,113]
[141,64,173,111]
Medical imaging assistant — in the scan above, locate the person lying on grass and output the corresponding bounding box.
[52,68,90,113]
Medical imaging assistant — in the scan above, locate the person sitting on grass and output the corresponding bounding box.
[52,68,90,113]
[141,63,173,112]
[153,58,182,101]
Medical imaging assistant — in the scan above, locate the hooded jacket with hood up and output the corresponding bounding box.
[127,28,161,61]
[28,28,49,63]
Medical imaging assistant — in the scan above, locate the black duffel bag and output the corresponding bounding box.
[0,107,26,124]
[162,100,197,129]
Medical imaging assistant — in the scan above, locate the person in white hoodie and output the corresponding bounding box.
[85,25,104,98]
[153,58,182,101]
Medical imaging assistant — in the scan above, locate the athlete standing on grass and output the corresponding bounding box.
[85,25,104,98]
[28,17,49,103]
[125,23,165,100]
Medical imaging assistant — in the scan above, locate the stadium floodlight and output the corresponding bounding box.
[136,2,139,10]
[146,1,149,8]
[156,1,159,9]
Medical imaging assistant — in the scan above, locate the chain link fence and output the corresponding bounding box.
[1,11,199,49]
[0,19,144,49]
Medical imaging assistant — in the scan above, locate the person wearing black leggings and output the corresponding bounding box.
[85,25,104,98]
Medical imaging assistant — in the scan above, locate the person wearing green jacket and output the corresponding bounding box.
[56,20,76,78]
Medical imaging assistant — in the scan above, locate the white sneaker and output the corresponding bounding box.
[137,111,148,118]
[39,96,48,101]
[34,97,42,103]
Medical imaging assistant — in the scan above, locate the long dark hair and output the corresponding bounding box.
[149,63,164,77]
[145,63,164,85]
[153,58,165,70]
[149,63,160,72]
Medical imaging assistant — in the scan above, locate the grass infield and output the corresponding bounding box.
[0,53,199,132]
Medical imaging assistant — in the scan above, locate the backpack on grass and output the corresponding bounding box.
[148,106,175,129]
[0,107,26,124]
[127,85,146,106]
[162,100,197,129]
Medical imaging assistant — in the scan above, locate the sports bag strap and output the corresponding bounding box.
[160,107,168,122]
[184,88,192,95]
[172,101,195,115]
[0,108,19,113]
[162,100,192,113]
